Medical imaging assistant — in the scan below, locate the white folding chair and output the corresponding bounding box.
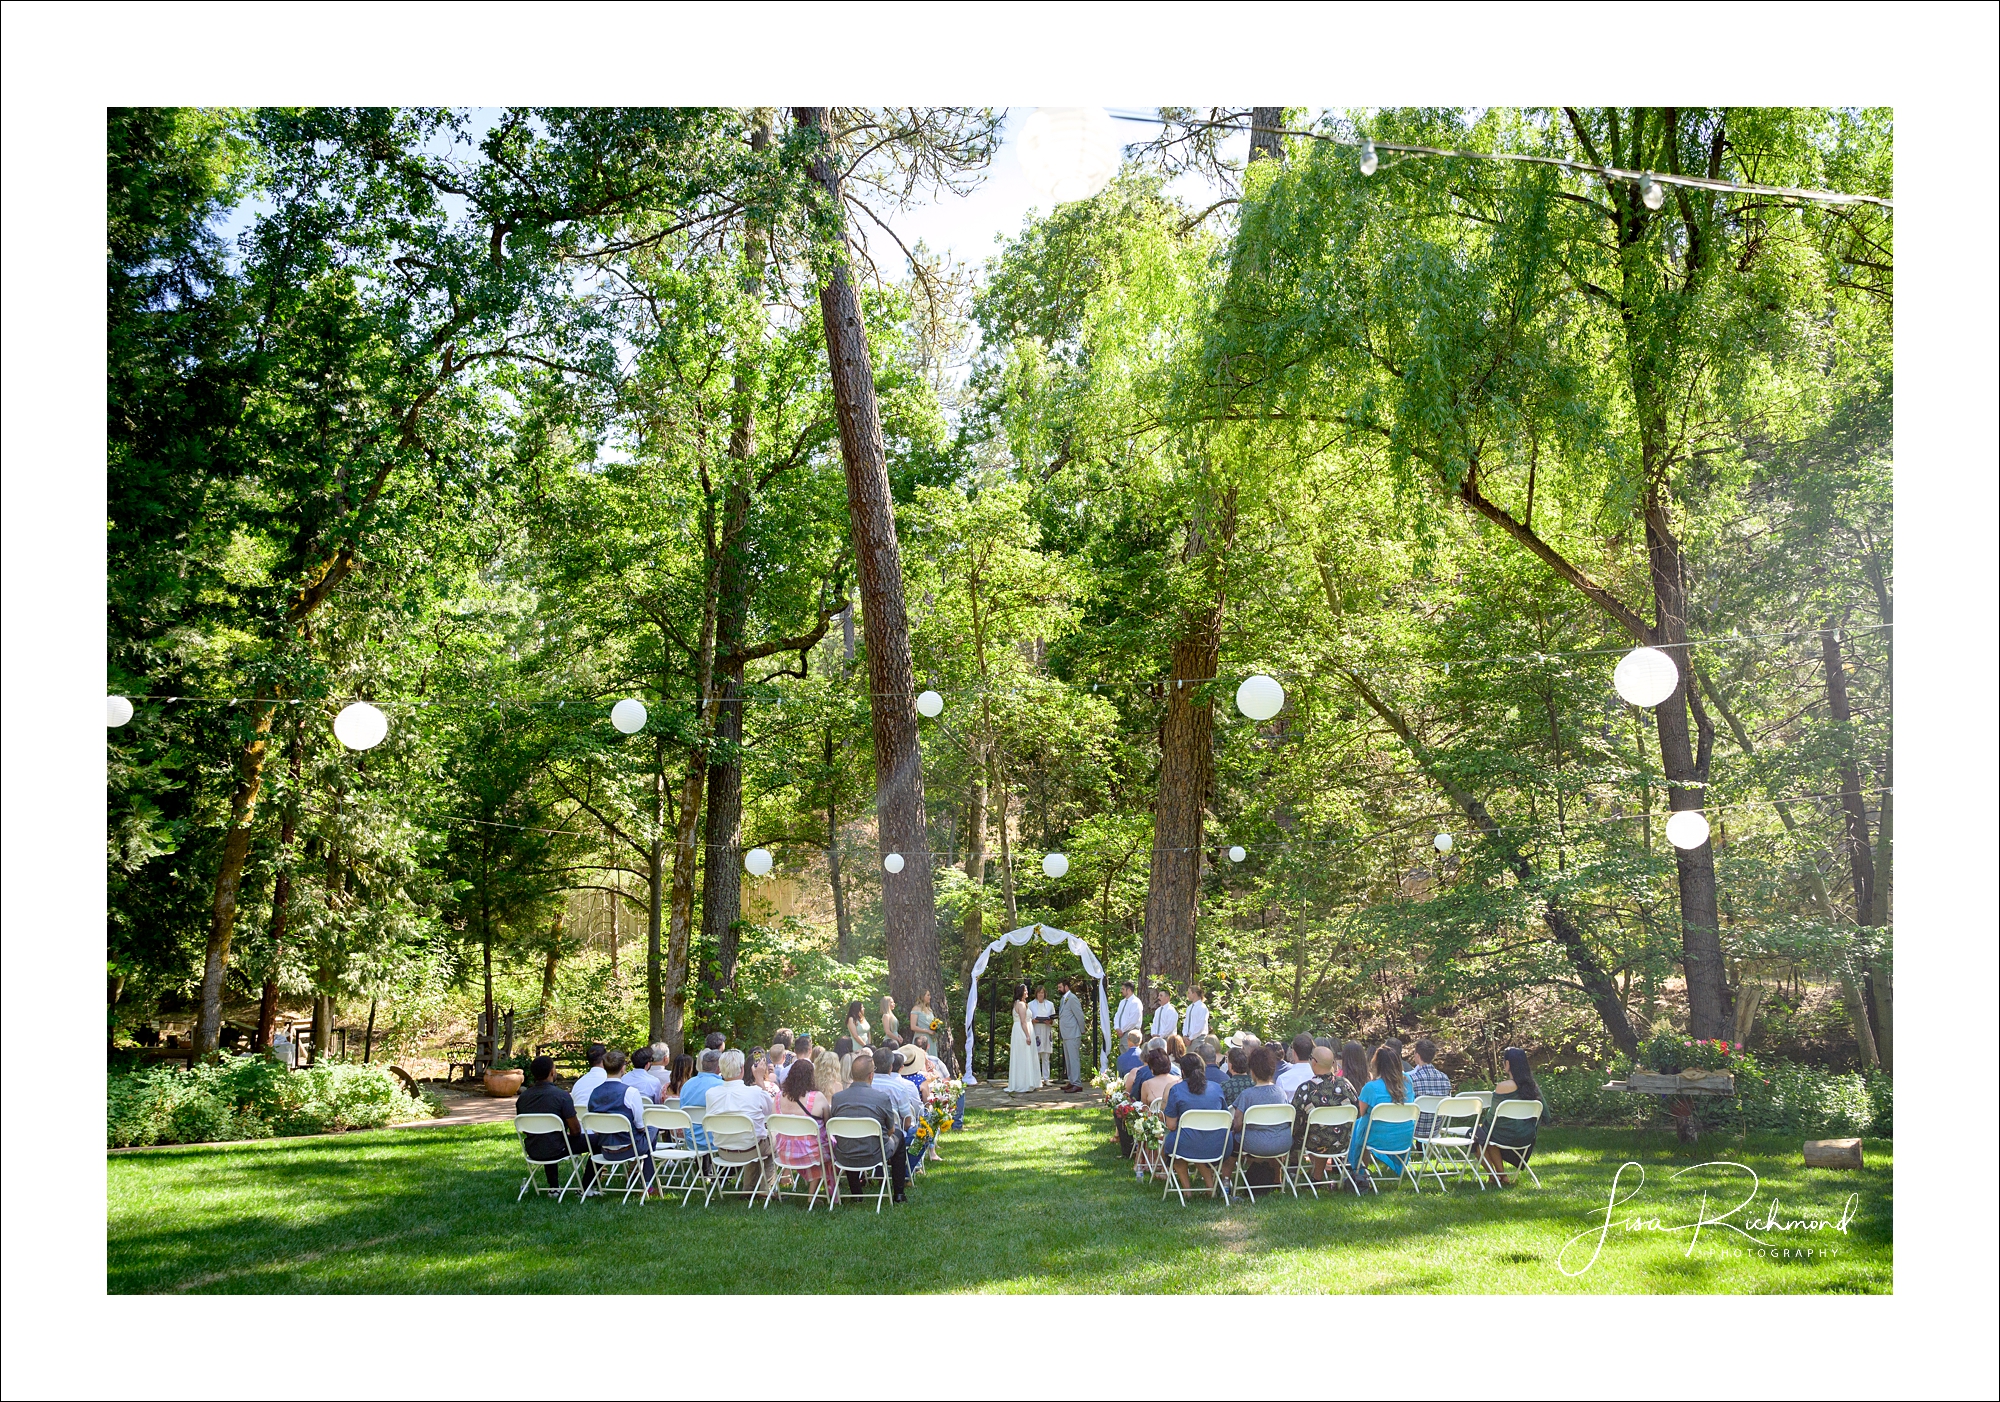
[1161,1109,1233,1205]
[1296,1104,1363,1196]
[1134,1101,1171,1182]
[1416,1095,1487,1191]
[825,1116,893,1213]
[1483,1099,1544,1188]
[579,1111,651,1203]
[1352,1103,1422,1192]
[642,1105,705,1205]
[701,1111,767,1207]
[1412,1094,1446,1140]
[513,1113,587,1202]
[762,1113,832,1210]
[1230,1103,1300,1202]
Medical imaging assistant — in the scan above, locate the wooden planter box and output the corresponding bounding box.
[1622,1070,1735,1096]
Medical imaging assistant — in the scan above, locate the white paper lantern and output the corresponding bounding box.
[883,852,905,874]
[107,695,134,728]
[1665,809,1711,850]
[744,847,773,877]
[1433,832,1454,854]
[916,689,944,718]
[332,701,388,751]
[1227,845,1246,864]
[1235,673,1285,721]
[1613,647,1680,708]
[1041,851,1069,879]
[1018,107,1122,203]
[610,698,648,734]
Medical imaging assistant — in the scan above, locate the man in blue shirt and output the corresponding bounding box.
[1115,1030,1144,1079]
[676,1047,726,1150]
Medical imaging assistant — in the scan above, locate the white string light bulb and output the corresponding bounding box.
[1613,647,1680,708]
[1359,139,1378,176]
[883,852,905,874]
[1018,108,1122,203]
[1665,810,1710,850]
[610,698,648,734]
[1639,173,1665,210]
[332,701,388,751]
[916,689,944,718]
[744,847,773,877]
[1041,852,1069,879]
[107,695,134,727]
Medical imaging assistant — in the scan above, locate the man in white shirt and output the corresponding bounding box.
[1275,1033,1318,1098]
[1113,981,1143,1039]
[1026,984,1056,1086]
[568,1043,610,1116]
[1150,988,1179,1040]
[624,1047,664,1102]
[1183,985,1209,1040]
[703,1049,776,1187]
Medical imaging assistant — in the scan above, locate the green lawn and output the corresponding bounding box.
[107,1104,1891,1293]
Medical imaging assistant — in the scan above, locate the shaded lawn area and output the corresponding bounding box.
[108,1104,1890,1294]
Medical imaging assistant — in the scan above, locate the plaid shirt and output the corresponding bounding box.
[1408,1062,1453,1137]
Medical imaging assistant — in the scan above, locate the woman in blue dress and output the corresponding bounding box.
[1348,1045,1415,1176]
[1162,1053,1229,1197]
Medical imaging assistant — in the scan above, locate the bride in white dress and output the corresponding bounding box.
[1007,982,1039,1093]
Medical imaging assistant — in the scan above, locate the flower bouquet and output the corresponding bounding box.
[1128,1104,1166,1177]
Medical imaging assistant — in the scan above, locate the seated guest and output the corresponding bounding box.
[1220,1044,1255,1108]
[624,1047,664,1102]
[1349,1045,1415,1177]
[1115,1029,1145,1080]
[676,1049,726,1151]
[768,1043,792,1077]
[829,1051,910,1204]
[704,1031,726,1054]
[1275,1033,1318,1099]
[1474,1046,1542,1186]
[665,1053,696,1100]
[871,1047,924,1166]
[1199,1036,1225,1080]
[793,1033,814,1062]
[1230,1043,1294,1194]
[1407,1037,1452,1137]
[1339,1039,1371,1095]
[1162,1052,1229,1196]
[1166,1033,1188,1061]
[771,1058,832,1188]
[1136,1047,1178,1113]
[515,1055,596,1193]
[583,1049,657,1194]
[568,1042,610,1116]
[772,1028,795,1062]
[1288,1045,1359,1174]
[812,1045,847,1096]
[650,1041,673,1083]
[835,1035,857,1085]
[703,1049,776,1182]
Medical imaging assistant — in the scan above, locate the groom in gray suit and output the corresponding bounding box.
[1056,978,1087,1091]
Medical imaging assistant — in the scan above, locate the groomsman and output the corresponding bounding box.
[1056,978,1087,1091]
[1113,981,1144,1039]
[1183,985,1210,1040]
[1150,987,1179,1039]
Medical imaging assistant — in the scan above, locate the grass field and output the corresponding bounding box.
[107,1103,1891,1294]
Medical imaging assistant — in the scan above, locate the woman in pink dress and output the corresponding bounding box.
[770,1058,832,1186]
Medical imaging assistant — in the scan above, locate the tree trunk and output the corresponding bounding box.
[194,702,276,1052]
[704,651,747,988]
[254,724,303,1051]
[311,992,333,1066]
[795,106,944,1018]
[1821,624,1889,1070]
[1143,624,1219,1002]
[363,997,377,1063]
[645,733,665,1039]
[962,757,987,965]
[540,948,560,1021]
[1248,107,1285,163]
[992,757,1019,927]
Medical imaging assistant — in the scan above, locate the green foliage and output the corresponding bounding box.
[108,1057,435,1148]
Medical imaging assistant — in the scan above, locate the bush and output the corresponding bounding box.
[1525,1060,1891,1139]
[108,1056,436,1148]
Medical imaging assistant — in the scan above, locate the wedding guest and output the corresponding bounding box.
[830,1053,909,1204]
[1162,1053,1229,1197]
[583,1049,658,1194]
[665,1053,696,1100]
[1220,1044,1255,1108]
[704,1031,727,1053]
[835,1035,857,1084]
[771,1058,832,1189]
[1338,1039,1371,1093]
[515,1055,596,1193]
[1183,985,1210,1040]
[1137,1047,1178,1113]
[1475,1047,1543,1186]
[874,1047,926,1168]
[1349,1045,1415,1178]
[1276,1033,1318,1099]
[1116,1029,1146,1079]
[1230,1043,1293,1195]
[1288,1045,1358,1173]
[812,1045,847,1097]
[624,1047,664,1102]
[1408,1037,1453,1137]
[677,1048,726,1152]
[705,1049,776,1179]
[1166,1033,1188,1061]
[1126,1037,1170,1096]
[568,1043,609,1115]
[1113,982,1144,1039]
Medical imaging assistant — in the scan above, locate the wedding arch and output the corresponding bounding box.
[962,923,1113,1082]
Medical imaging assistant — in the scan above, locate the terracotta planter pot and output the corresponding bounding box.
[483,1068,523,1097]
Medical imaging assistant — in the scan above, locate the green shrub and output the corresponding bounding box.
[108,1057,435,1148]
[1526,1060,1890,1139]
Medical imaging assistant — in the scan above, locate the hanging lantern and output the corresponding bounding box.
[1017,107,1122,203]
[744,847,773,877]
[1665,810,1711,850]
[916,689,944,718]
[1041,852,1069,879]
[1358,138,1379,176]
[882,852,905,874]
[332,701,388,751]
[1227,845,1246,863]
[107,695,134,728]
[1433,832,1453,854]
[610,698,648,734]
[1613,647,1680,708]
[1235,673,1285,721]
[1639,172,1666,210]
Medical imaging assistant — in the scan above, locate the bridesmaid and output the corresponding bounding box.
[879,994,899,1044]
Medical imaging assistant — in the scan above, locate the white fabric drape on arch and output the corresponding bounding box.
[961,924,1111,1084]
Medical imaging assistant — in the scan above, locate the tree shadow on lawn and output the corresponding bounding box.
[107,1113,1889,1295]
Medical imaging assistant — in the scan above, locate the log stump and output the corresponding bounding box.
[1803,1138,1864,1169]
